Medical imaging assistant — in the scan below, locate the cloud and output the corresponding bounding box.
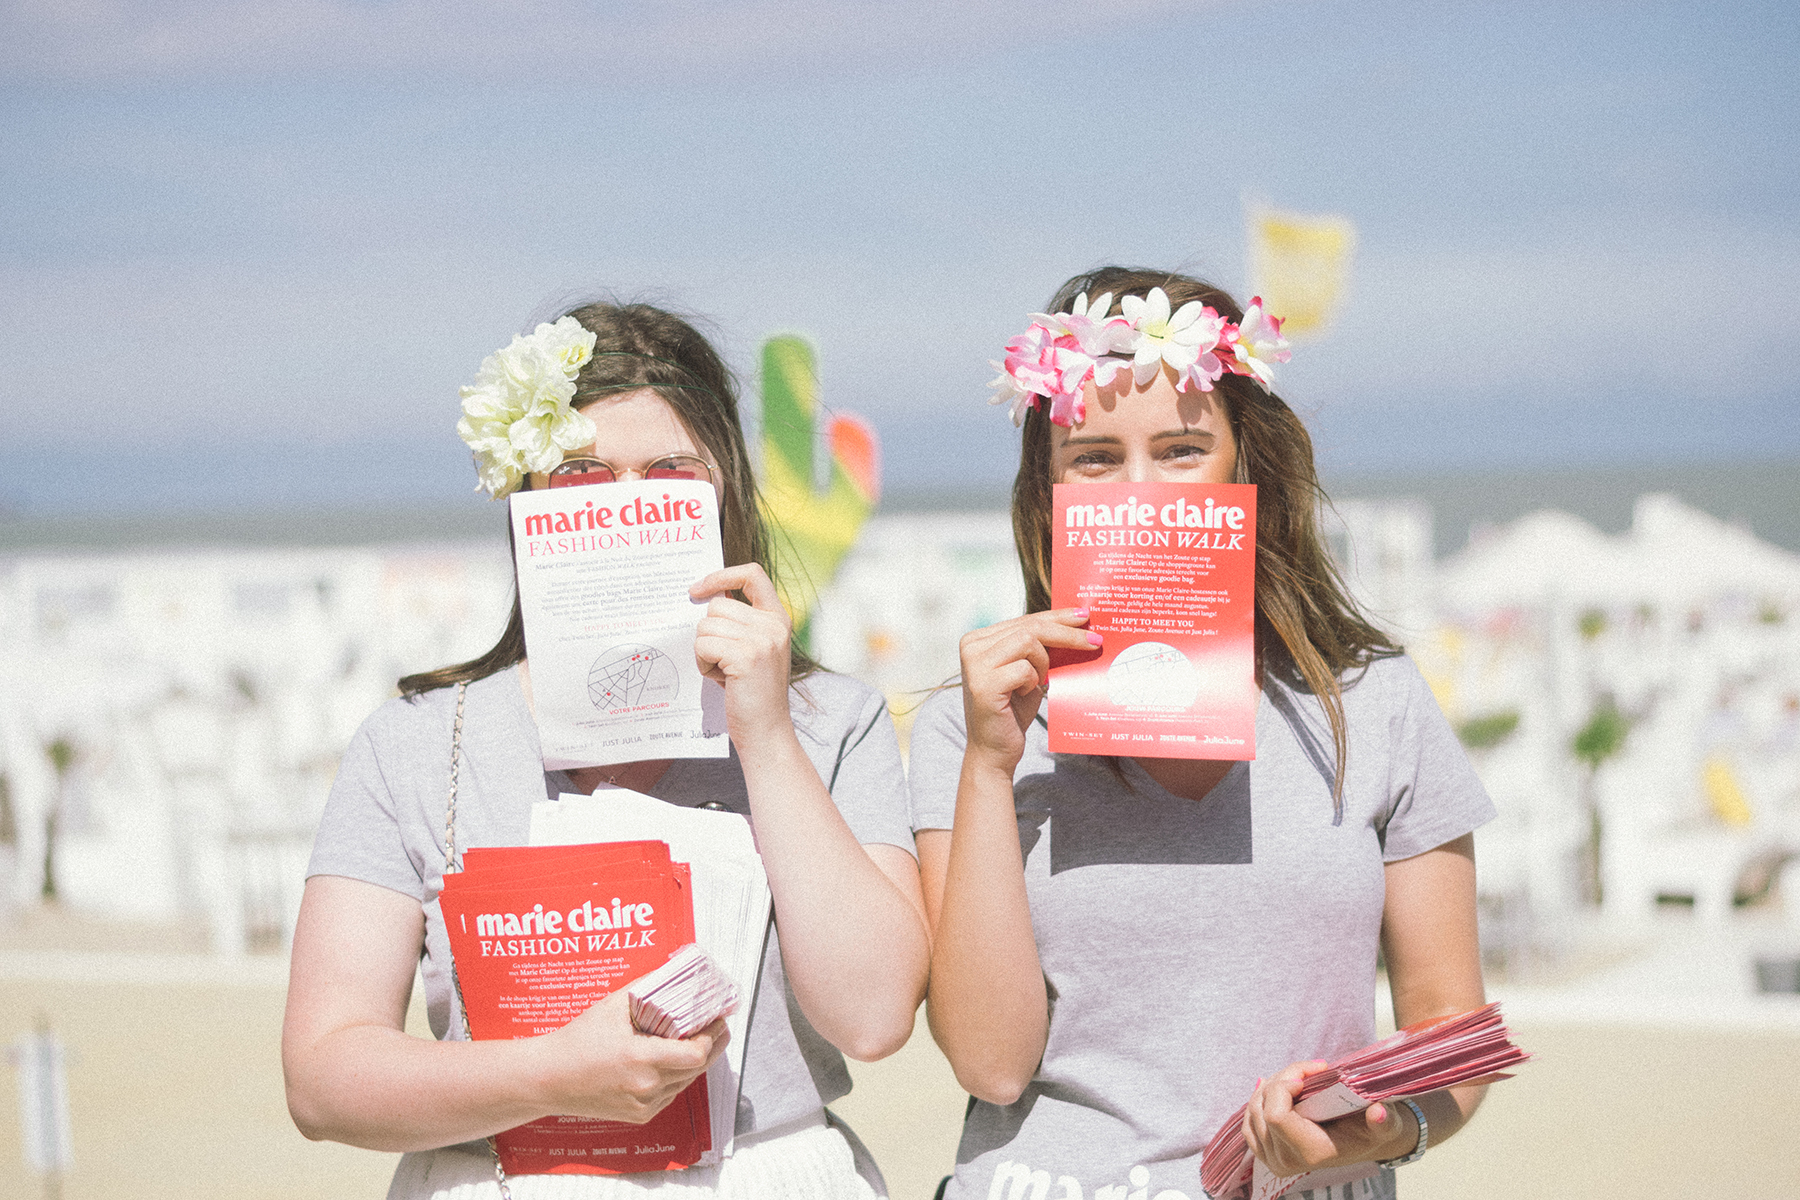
[1,0,1213,82]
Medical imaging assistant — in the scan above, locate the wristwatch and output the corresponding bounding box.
[1376,1098,1428,1168]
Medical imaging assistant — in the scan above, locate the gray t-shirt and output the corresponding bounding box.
[307,664,914,1150]
[908,654,1495,1200]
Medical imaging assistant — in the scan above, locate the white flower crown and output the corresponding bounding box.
[989,287,1291,427]
[456,316,598,498]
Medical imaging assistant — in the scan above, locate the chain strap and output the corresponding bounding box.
[440,681,515,1200]
[443,680,467,877]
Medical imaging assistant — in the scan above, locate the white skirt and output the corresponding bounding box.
[387,1112,885,1200]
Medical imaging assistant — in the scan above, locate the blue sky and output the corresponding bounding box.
[2,0,1796,515]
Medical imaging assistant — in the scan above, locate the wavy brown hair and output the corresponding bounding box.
[400,299,816,697]
[1013,267,1398,796]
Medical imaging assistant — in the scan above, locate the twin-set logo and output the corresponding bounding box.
[1063,495,1248,550]
[986,1159,1192,1200]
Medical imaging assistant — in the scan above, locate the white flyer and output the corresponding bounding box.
[510,478,729,769]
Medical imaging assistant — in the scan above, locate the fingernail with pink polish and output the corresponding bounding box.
[1086,632,1103,646]
[1072,607,1089,620]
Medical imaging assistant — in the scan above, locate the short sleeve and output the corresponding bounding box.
[802,675,916,855]
[1376,659,1498,862]
[305,704,429,900]
[906,687,968,832]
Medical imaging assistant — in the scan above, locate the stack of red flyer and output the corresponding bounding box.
[439,841,721,1176]
[1200,1003,1531,1200]
[1048,480,1258,760]
[628,943,741,1039]
[531,787,773,1161]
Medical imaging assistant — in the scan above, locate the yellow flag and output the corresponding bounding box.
[1702,756,1753,827]
[1246,206,1356,338]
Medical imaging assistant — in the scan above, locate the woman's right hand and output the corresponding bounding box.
[539,991,729,1124]
[928,609,1091,1103]
[958,608,1098,776]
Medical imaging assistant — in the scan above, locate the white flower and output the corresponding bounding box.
[533,315,598,376]
[1120,287,1228,388]
[988,361,1035,426]
[456,317,599,497]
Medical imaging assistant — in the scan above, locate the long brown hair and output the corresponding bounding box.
[1013,266,1398,796]
[400,299,817,697]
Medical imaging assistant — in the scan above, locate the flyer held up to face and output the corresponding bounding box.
[1048,480,1258,760]
[510,478,729,769]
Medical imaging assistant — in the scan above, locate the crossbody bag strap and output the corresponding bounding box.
[443,680,467,878]
[439,681,515,1200]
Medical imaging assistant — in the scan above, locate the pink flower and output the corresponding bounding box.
[1032,291,1136,361]
[1002,323,1061,396]
[1000,320,1102,424]
[1048,389,1086,426]
[1175,316,1230,394]
[1090,354,1129,389]
[1226,296,1292,388]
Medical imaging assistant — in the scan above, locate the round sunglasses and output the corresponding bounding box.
[547,454,718,488]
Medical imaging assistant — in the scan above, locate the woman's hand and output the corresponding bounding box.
[957,609,1097,777]
[923,610,1092,1104]
[1242,1062,1418,1177]
[538,991,728,1124]
[1238,834,1490,1180]
[690,563,794,746]
[688,563,929,1063]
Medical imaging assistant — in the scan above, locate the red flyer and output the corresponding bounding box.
[439,844,710,1175]
[1048,481,1257,760]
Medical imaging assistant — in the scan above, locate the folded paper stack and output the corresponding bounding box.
[628,943,741,1039]
[1200,1002,1530,1200]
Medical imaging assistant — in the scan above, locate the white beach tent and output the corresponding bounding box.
[1436,507,1625,613]
[1624,493,1800,609]
[1433,494,1800,923]
[1437,494,1800,614]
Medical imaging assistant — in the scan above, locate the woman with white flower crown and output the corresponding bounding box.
[911,267,1496,1200]
[282,299,928,1199]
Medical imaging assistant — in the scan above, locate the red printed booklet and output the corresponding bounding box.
[1048,481,1258,759]
[1199,1003,1531,1200]
[439,841,713,1176]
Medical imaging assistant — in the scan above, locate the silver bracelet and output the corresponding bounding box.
[1376,1097,1428,1168]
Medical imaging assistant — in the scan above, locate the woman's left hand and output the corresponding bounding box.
[690,563,794,745]
[1243,1061,1418,1177]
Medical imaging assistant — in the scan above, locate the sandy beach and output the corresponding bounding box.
[2,937,1798,1200]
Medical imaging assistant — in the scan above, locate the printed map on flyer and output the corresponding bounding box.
[511,479,729,770]
[1048,481,1257,760]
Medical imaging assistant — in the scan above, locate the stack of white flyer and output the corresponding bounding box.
[531,788,772,1163]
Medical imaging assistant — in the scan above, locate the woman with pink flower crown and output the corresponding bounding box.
[282,299,928,1199]
[910,267,1495,1200]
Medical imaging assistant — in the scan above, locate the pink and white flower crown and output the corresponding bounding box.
[989,287,1291,427]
